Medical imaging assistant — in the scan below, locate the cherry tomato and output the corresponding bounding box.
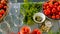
[43,6,46,10]
[58,1,60,5]
[20,26,31,34]
[54,2,59,6]
[45,9,50,15]
[18,32,20,34]
[57,6,60,11]
[46,6,50,9]
[49,4,53,8]
[0,14,2,18]
[4,6,7,9]
[52,8,56,13]
[43,2,49,7]
[56,15,60,19]
[31,29,42,34]
[48,8,51,10]
[53,5,57,8]
[59,12,60,15]
[52,15,55,19]
[43,9,46,13]
[1,0,6,4]
[0,11,2,15]
[0,4,3,9]
[1,9,5,15]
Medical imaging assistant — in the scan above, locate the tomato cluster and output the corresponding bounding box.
[0,0,7,18]
[43,1,60,19]
[10,28,42,34]
[19,26,42,34]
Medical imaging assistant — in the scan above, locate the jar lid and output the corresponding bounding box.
[45,20,52,28]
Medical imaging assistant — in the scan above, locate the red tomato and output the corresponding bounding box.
[43,2,49,7]
[44,11,48,15]
[18,32,20,34]
[54,2,59,6]
[43,6,46,10]
[53,5,57,8]
[31,29,42,34]
[48,8,51,10]
[20,26,31,34]
[0,11,2,15]
[47,9,50,13]
[52,8,56,13]
[1,10,5,15]
[46,6,50,9]
[0,4,3,9]
[58,1,60,5]
[0,14,2,18]
[44,9,46,13]
[57,6,60,11]
[44,9,50,15]
[52,15,55,19]
[59,12,60,15]
[55,11,59,15]
[4,6,7,9]
[1,0,6,4]
[56,15,60,19]
[49,4,53,8]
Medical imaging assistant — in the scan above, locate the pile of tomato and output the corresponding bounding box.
[0,0,8,18]
[17,26,42,34]
[43,0,60,19]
